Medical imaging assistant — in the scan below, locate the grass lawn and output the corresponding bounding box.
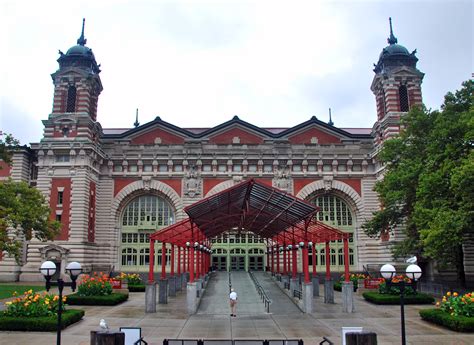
[0,284,45,300]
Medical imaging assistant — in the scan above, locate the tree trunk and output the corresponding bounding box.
[456,244,466,288]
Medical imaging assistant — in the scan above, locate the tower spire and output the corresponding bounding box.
[387,17,398,45]
[134,108,140,128]
[328,108,334,126]
[77,18,87,46]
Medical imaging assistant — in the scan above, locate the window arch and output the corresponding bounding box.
[399,85,409,112]
[309,195,353,227]
[66,85,77,112]
[122,195,175,228]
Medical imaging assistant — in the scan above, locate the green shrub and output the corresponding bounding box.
[66,292,128,305]
[438,291,474,317]
[334,282,342,291]
[420,308,474,332]
[363,291,434,304]
[128,284,146,292]
[0,309,84,331]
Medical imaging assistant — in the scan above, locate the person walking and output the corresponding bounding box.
[229,288,238,317]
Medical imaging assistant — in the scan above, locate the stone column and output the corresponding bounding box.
[290,278,299,295]
[145,282,157,313]
[196,278,202,297]
[312,276,320,297]
[324,278,334,304]
[302,282,313,313]
[186,282,197,314]
[176,274,182,292]
[168,275,176,297]
[158,279,168,304]
[342,281,355,313]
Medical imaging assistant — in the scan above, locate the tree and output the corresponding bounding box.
[0,132,20,165]
[363,80,474,287]
[0,180,61,262]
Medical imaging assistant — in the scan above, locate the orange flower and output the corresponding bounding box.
[453,292,458,297]
[436,302,440,306]
[447,292,451,297]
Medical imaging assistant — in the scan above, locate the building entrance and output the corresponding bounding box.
[248,256,264,271]
[230,256,245,271]
[212,256,227,271]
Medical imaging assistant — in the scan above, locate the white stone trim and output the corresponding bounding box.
[111,179,184,227]
[296,179,363,222]
[205,179,236,197]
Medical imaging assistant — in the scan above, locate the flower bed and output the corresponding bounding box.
[363,291,434,304]
[0,289,84,331]
[66,292,128,305]
[0,309,84,331]
[419,309,474,332]
[419,291,474,331]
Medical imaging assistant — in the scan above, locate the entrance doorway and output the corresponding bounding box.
[248,256,264,271]
[212,256,227,271]
[230,256,245,271]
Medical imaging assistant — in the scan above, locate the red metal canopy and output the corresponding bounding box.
[150,179,348,245]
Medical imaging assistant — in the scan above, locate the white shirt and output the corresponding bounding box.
[229,291,237,300]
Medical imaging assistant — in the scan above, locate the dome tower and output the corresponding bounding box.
[371,18,424,145]
[50,19,103,122]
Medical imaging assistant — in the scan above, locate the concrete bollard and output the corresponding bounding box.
[324,278,334,304]
[145,282,156,313]
[90,331,125,345]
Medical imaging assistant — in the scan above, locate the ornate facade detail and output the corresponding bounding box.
[183,165,202,198]
[273,166,293,194]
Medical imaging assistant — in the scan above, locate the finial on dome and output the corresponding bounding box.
[77,18,87,46]
[387,17,398,45]
[328,108,334,126]
[134,108,140,128]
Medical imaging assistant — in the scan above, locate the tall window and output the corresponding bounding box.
[57,191,64,205]
[308,194,356,270]
[66,86,77,112]
[399,85,409,112]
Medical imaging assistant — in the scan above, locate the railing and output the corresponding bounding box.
[284,281,290,290]
[249,271,272,313]
[164,339,303,345]
[293,289,302,300]
[319,337,333,345]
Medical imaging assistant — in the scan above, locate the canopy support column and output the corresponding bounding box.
[148,240,155,283]
[276,245,280,275]
[324,241,334,304]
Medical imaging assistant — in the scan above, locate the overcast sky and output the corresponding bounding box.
[1,0,472,144]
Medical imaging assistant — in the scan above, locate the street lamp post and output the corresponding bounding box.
[40,261,83,345]
[380,263,422,345]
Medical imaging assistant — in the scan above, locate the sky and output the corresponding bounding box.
[0,0,472,145]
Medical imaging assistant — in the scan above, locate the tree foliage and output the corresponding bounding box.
[0,133,20,165]
[363,80,473,284]
[0,180,60,262]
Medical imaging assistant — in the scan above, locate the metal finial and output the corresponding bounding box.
[328,108,334,126]
[77,18,87,46]
[134,108,140,128]
[387,17,398,45]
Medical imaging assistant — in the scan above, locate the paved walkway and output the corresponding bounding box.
[1,273,474,345]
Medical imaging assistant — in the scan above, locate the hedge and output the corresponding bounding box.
[334,281,357,292]
[0,309,84,331]
[419,308,474,332]
[66,292,128,305]
[128,284,146,292]
[363,291,434,305]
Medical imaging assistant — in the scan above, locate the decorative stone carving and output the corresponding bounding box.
[323,176,333,191]
[183,165,202,198]
[273,166,293,193]
[142,176,151,191]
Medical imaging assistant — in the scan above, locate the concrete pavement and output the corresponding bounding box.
[0,272,473,345]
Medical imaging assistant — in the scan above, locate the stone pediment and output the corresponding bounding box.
[39,244,70,260]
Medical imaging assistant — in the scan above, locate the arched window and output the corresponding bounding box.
[399,85,409,112]
[330,249,337,266]
[121,248,137,266]
[338,248,344,266]
[66,86,77,112]
[122,195,175,228]
[139,248,149,266]
[309,195,353,226]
